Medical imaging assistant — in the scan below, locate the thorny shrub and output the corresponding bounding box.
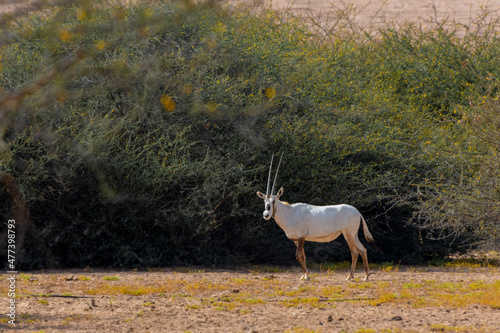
[0,0,498,269]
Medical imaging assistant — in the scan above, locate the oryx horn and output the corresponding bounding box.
[266,154,274,196]
[271,152,283,195]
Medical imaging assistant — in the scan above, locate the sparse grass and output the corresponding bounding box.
[13,266,500,311]
[317,261,352,272]
[78,276,91,281]
[5,267,500,332]
[102,276,119,281]
[371,279,500,308]
[371,292,403,306]
[250,265,284,274]
[9,313,39,325]
[320,285,344,297]
[444,257,500,268]
[378,262,401,273]
[348,282,373,289]
[428,324,485,332]
[185,278,227,293]
[86,284,163,296]
[281,297,321,308]
[403,281,424,289]
[229,277,248,284]
[238,298,264,305]
[61,314,93,326]
[283,286,317,297]
[1,0,499,271]
[285,326,319,333]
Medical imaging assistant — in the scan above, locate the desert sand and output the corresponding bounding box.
[2,266,500,332]
[267,0,500,23]
[1,1,500,332]
[3,0,500,25]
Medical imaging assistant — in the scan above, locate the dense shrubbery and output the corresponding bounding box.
[0,0,498,269]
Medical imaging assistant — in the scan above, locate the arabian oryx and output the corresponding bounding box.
[257,153,377,280]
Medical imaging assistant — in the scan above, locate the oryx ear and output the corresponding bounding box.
[276,187,284,199]
[256,191,266,199]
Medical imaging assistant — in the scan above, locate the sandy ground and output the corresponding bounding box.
[2,0,500,25]
[1,266,500,332]
[1,1,500,332]
[265,0,500,24]
[0,0,34,14]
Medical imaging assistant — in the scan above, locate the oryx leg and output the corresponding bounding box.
[295,237,309,280]
[344,233,370,281]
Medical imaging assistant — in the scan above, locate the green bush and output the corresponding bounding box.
[1,0,498,269]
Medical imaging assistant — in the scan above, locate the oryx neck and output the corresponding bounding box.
[271,200,291,226]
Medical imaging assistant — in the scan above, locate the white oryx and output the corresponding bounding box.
[257,153,376,280]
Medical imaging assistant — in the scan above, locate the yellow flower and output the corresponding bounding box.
[59,29,71,42]
[96,40,106,50]
[77,8,87,20]
[144,8,153,18]
[182,83,193,95]
[206,101,218,113]
[265,87,276,99]
[161,94,175,112]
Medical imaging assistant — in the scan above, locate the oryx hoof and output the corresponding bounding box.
[345,275,354,281]
[300,274,309,280]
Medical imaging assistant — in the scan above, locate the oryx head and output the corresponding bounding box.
[256,153,284,220]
